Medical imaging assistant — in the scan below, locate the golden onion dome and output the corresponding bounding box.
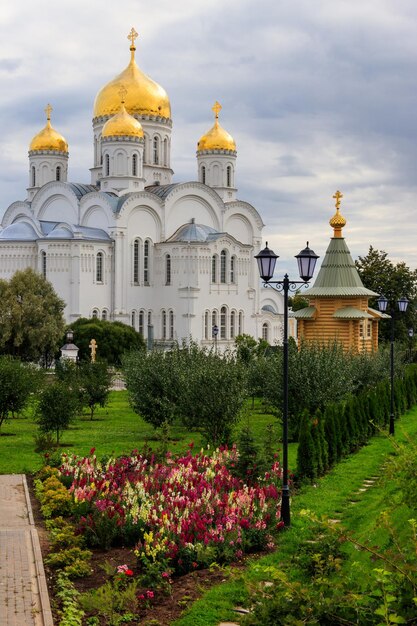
[29,104,68,153]
[329,190,347,237]
[102,89,144,139]
[197,101,236,152]
[93,28,171,120]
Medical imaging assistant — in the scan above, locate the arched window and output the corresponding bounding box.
[262,322,269,342]
[153,136,159,165]
[230,255,236,283]
[41,251,47,278]
[220,306,227,339]
[211,255,217,283]
[212,310,217,333]
[162,310,167,339]
[230,311,236,339]
[147,311,152,327]
[105,154,110,176]
[56,166,61,181]
[163,138,168,166]
[92,309,99,319]
[139,310,144,336]
[131,311,136,328]
[169,310,174,340]
[144,239,150,285]
[201,166,206,184]
[204,311,209,340]
[220,250,227,283]
[133,239,140,284]
[132,153,138,176]
[31,166,36,187]
[102,309,108,321]
[96,252,103,283]
[226,165,232,187]
[165,254,171,285]
[238,311,243,335]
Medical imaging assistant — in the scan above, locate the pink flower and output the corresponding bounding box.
[146,590,154,599]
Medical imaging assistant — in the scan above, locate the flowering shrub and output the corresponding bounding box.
[59,446,282,576]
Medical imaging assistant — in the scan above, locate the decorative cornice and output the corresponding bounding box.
[28,149,69,157]
[93,114,173,128]
[196,149,237,156]
[101,135,144,144]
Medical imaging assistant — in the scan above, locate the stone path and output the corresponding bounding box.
[0,474,53,626]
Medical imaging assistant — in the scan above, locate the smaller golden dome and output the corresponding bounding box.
[29,104,68,153]
[102,88,144,139]
[197,101,236,152]
[329,190,347,237]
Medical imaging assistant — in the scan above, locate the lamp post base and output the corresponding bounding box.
[281,486,291,527]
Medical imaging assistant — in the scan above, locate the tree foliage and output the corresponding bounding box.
[0,268,65,364]
[66,318,146,365]
[36,382,79,443]
[0,357,40,430]
[355,246,417,342]
[123,343,247,446]
[55,359,113,419]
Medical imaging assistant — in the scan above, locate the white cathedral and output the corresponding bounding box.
[0,28,283,349]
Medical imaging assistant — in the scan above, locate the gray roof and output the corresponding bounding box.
[166,220,221,243]
[67,183,97,198]
[304,237,378,298]
[146,183,180,200]
[0,222,38,240]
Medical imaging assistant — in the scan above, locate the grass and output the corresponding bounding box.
[171,405,417,626]
[0,392,294,475]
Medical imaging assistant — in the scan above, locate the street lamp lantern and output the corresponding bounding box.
[398,297,409,313]
[377,294,409,435]
[255,243,278,282]
[256,240,319,527]
[295,242,319,282]
[66,329,74,344]
[377,295,388,313]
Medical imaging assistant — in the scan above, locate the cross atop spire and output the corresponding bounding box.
[45,103,52,122]
[212,101,222,121]
[333,190,343,210]
[127,27,138,49]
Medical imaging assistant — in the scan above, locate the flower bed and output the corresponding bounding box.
[59,446,283,575]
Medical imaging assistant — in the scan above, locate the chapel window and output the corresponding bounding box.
[92,309,99,319]
[143,239,150,285]
[133,239,140,284]
[31,166,36,187]
[165,254,171,285]
[204,311,209,340]
[220,250,227,283]
[153,136,159,165]
[169,310,174,340]
[230,255,236,283]
[220,306,227,339]
[131,311,136,329]
[139,310,144,337]
[132,154,138,177]
[230,310,236,339]
[162,310,167,339]
[262,322,269,342]
[41,251,47,278]
[201,166,206,184]
[238,311,243,335]
[56,166,61,182]
[226,166,232,187]
[102,309,108,321]
[105,154,110,176]
[211,255,217,283]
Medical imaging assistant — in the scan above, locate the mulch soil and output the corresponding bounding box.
[27,475,247,625]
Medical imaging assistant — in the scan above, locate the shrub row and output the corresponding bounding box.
[297,364,417,481]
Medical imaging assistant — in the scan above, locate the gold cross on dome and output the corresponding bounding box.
[212,101,222,120]
[118,84,127,103]
[45,103,52,121]
[127,27,138,48]
[333,190,343,209]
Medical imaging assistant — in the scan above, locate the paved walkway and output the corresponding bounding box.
[0,475,53,626]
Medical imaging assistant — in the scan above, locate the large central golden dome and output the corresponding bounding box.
[93,28,171,120]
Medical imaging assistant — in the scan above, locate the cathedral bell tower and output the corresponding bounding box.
[28,104,69,200]
[196,101,237,201]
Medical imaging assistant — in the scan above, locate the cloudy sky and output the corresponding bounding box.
[1,0,416,277]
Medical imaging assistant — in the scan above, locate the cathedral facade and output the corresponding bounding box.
[0,29,283,349]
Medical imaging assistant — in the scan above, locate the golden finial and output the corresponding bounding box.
[329,190,347,238]
[127,27,138,50]
[118,84,127,104]
[45,103,52,122]
[212,101,222,124]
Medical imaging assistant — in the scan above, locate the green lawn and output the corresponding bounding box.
[0,392,293,474]
[172,406,417,626]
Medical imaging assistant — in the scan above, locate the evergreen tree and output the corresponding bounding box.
[297,410,317,481]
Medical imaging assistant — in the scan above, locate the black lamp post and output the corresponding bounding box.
[408,328,414,363]
[212,324,219,353]
[255,241,319,527]
[377,295,409,435]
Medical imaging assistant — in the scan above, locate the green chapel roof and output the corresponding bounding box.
[303,236,378,298]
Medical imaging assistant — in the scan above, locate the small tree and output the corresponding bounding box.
[36,383,78,444]
[0,357,39,430]
[78,360,113,420]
